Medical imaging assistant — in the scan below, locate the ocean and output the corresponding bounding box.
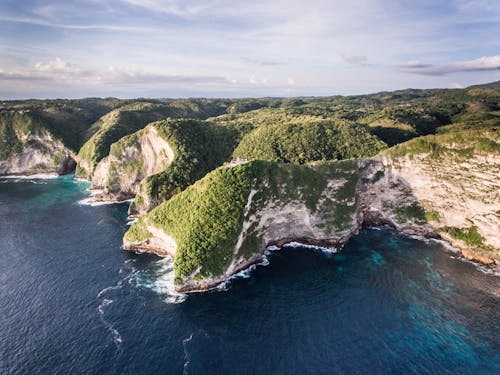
[1,175,498,374]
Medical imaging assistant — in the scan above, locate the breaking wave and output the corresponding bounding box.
[130,257,187,304]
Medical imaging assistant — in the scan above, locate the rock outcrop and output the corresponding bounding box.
[90,125,174,200]
[124,129,499,293]
[0,131,76,176]
[75,102,176,179]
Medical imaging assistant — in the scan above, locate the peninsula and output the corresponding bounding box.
[1,83,499,292]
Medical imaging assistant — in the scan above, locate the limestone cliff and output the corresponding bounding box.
[124,128,499,293]
[0,101,123,176]
[75,102,175,179]
[0,130,75,176]
[377,128,499,264]
[91,125,174,200]
[128,119,238,215]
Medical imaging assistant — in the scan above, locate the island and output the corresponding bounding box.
[1,82,499,292]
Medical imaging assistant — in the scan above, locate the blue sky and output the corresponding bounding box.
[0,0,499,98]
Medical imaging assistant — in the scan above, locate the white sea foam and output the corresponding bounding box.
[218,245,282,290]
[95,260,140,346]
[97,284,123,299]
[131,258,187,304]
[78,197,133,206]
[429,238,460,253]
[476,265,500,277]
[2,179,49,185]
[126,218,138,226]
[0,173,59,179]
[0,173,59,184]
[96,297,123,345]
[73,176,89,182]
[428,238,499,276]
[81,188,134,206]
[182,334,193,375]
[88,188,104,196]
[220,242,341,291]
[284,241,339,254]
[227,264,259,281]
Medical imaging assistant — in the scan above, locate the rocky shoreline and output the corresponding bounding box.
[123,155,499,293]
[124,216,498,294]
[90,191,135,203]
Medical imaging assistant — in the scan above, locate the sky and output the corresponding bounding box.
[0,0,500,99]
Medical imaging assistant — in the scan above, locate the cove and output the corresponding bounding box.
[0,176,498,374]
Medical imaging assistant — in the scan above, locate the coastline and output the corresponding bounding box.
[4,173,497,293]
[124,220,499,294]
[78,183,136,207]
[0,172,60,179]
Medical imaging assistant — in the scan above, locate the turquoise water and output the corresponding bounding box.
[0,176,499,374]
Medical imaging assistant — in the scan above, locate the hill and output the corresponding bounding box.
[124,128,499,292]
[0,98,122,175]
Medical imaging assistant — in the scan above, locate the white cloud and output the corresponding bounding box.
[119,0,216,18]
[248,75,268,85]
[400,60,433,69]
[1,1,499,97]
[0,58,301,98]
[342,55,368,65]
[35,57,80,74]
[241,57,282,66]
[0,15,155,32]
[0,58,231,87]
[401,55,500,75]
[461,55,500,70]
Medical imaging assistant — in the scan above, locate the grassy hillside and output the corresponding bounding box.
[125,123,500,289]
[130,119,239,213]
[2,80,499,180]
[126,162,255,281]
[126,159,364,283]
[381,127,499,159]
[75,99,269,178]
[130,108,384,211]
[232,116,386,163]
[0,98,122,161]
[380,127,499,254]
[0,111,42,160]
[76,102,178,177]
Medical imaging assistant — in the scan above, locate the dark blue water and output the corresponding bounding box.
[1,176,499,374]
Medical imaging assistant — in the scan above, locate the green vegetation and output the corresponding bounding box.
[0,112,30,159]
[232,117,386,163]
[117,83,500,289]
[440,226,489,250]
[126,162,255,281]
[124,220,151,243]
[392,202,427,225]
[130,118,239,212]
[126,160,365,284]
[76,102,175,177]
[424,210,440,222]
[0,98,122,158]
[52,151,66,166]
[2,81,499,175]
[382,128,500,160]
[75,98,267,178]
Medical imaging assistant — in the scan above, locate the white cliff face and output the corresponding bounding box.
[0,132,74,175]
[123,137,499,293]
[124,224,178,258]
[379,153,500,250]
[91,125,174,196]
[235,155,497,288]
